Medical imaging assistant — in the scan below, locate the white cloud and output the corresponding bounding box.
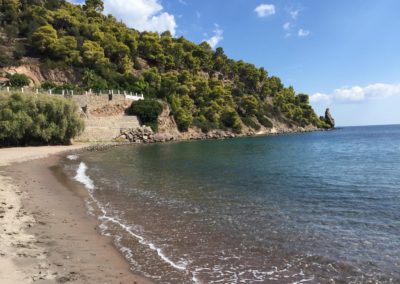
[254,4,276,17]
[290,9,299,19]
[103,0,177,36]
[298,28,310,37]
[310,83,400,104]
[283,22,291,31]
[310,93,331,103]
[283,22,293,37]
[205,24,223,49]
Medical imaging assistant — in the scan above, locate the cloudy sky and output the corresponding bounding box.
[70,0,400,126]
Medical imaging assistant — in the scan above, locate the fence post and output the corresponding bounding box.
[62,90,64,96]
[49,89,52,95]
[7,87,9,92]
[21,87,24,93]
[71,90,74,96]
[36,89,39,94]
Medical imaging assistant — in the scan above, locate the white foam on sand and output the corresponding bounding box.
[67,154,79,161]
[74,162,94,190]
[73,162,197,281]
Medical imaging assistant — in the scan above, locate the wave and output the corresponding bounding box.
[67,154,79,161]
[72,161,200,282]
[74,162,94,190]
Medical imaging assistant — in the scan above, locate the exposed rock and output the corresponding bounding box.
[325,108,335,128]
[152,133,175,143]
[3,58,80,86]
[117,126,156,144]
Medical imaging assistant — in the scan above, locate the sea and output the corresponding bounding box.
[63,125,400,283]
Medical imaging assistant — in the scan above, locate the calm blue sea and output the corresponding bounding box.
[64,125,400,283]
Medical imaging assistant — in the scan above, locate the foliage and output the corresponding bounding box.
[126,99,163,131]
[242,117,261,131]
[221,108,242,132]
[0,0,330,133]
[0,93,84,146]
[7,73,30,87]
[256,114,273,128]
[169,94,193,131]
[192,118,217,133]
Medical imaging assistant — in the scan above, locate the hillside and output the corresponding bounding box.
[0,0,334,135]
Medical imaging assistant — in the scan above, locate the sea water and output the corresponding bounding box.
[64,125,400,283]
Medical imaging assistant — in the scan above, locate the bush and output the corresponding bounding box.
[256,114,273,128]
[41,81,58,90]
[193,118,217,133]
[13,43,26,60]
[0,52,13,67]
[242,116,261,131]
[126,99,163,131]
[7,73,30,87]
[0,93,84,146]
[221,108,242,132]
[174,108,192,132]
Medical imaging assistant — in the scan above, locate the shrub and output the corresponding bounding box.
[193,118,217,133]
[174,108,192,132]
[41,81,58,90]
[256,114,273,128]
[221,108,242,132]
[13,43,26,60]
[0,93,84,146]
[242,116,261,131]
[126,99,163,131]
[7,73,30,87]
[0,52,13,67]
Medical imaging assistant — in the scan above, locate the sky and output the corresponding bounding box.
[70,0,400,126]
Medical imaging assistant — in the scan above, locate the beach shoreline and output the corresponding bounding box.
[0,146,152,283]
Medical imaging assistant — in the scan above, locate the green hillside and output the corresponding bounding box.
[0,0,332,132]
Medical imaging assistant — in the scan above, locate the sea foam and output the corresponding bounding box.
[74,162,94,190]
[67,154,79,161]
[73,161,194,280]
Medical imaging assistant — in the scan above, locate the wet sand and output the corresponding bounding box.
[0,146,152,284]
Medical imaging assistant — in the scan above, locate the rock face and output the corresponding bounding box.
[117,126,175,144]
[3,58,80,86]
[325,108,335,128]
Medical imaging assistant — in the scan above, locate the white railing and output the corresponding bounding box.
[0,87,145,101]
[125,93,144,101]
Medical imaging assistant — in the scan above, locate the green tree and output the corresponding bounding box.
[221,107,242,132]
[126,100,163,131]
[32,25,58,54]
[241,95,259,116]
[82,40,109,68]
[83,0,104,13]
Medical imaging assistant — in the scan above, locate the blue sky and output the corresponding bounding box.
[71,0,400,126]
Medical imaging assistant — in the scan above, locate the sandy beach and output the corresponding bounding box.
[0,146,152,284]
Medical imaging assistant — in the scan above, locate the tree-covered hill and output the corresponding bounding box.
[0,0,333,132]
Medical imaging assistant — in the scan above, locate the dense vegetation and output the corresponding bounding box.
[6,73,31,87]
[0,0,331,132]
[126,99,163,131]
[0,93,84,146]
